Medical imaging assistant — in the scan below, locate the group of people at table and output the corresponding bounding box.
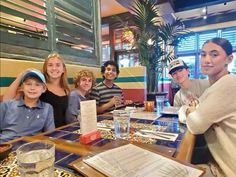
[0,37,235,177]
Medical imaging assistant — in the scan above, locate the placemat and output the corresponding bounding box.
[0,151,82,177]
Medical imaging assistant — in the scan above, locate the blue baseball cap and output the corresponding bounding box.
[21,69,46,84]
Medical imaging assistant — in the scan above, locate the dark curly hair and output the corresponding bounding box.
[101,60,120,79]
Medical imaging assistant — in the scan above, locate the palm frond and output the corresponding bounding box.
[118,0,189,92]
[130,0,160,32]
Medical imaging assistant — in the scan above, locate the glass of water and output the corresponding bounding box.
[156,95,165,115]
[16,140,55,177]
[113,110,130,140]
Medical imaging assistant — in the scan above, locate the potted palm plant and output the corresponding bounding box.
[127,0,188,94]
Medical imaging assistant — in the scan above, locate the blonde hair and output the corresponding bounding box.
[74,69,96,89]
[42,53,70,93]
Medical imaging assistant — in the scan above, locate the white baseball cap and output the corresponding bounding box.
[168,59,188,74]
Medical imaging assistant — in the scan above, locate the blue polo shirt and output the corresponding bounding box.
[0,98,55,143]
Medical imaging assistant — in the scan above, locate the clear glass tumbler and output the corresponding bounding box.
[156,95,165,114]
[113,110,130,140]
[16,140,55,177]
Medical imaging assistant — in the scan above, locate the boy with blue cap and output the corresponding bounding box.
[0,69,55,143]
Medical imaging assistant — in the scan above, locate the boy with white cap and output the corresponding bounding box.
[0,69,55,143]
[169,59,209,107]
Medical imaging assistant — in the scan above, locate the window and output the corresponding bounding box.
[177,56,196,79]
[198,31,217,49]
[101,24,110,62]
[198,55,208,79]
[229,53,236,75]
[177,34,196,54]
[113,27,139,67]
[221,28,236,48]
[117,53,139,67]
[102,44,110,62]
[0,0,101,65]
[176,27,236,78]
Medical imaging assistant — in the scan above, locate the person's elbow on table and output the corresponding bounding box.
[178,105,188,124]
[178,106,206,135]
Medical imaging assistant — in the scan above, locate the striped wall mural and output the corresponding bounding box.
[0,58,147,102]
[114,66,146,102]
[0,58,100,96]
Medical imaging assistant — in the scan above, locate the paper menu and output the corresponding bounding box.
[83,144,204,177]
[80,100,97,134]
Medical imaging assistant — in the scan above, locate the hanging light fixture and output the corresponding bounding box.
[202,0,208,20]
[203,5,208,19]
[202,6,207,13]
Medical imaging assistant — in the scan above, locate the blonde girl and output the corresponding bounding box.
[3,53,70,127]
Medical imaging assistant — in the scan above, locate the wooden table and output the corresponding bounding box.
[2,113,196,177]
[33,114,196,161]
[175,130,196,162]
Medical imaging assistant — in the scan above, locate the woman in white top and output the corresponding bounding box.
[180,38,236,177]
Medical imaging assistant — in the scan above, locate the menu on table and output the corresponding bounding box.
[82,144,204,177]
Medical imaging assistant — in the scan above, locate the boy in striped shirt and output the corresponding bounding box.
[90,61,131,114]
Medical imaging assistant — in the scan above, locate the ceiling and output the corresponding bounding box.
[100,0,236,29]
[173,0,236,28]
[100,0,128,17]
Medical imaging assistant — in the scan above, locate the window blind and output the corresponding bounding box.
[221,27,236,49]
[198,31,217,49]
[177,34,196,53]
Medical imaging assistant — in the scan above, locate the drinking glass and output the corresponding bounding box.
[144,101,155,112]
[113,110,130,139]
[16,141,55,177]
[156,95,165,114]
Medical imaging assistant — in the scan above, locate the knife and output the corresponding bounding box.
[140,129,177,137]
[138,131,171,140]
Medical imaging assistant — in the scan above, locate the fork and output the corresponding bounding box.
[137,131,171,140]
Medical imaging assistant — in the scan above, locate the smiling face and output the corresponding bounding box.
[77,76,93,93]
[201,42,233,80]
[171,68,190,85]
[22,78,46,100]
[103,64,118,81]
[46,57,65,80]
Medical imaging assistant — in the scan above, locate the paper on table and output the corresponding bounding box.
[130,112,161,120]
[97,122,114,129]
[161,106,180,115]
[83,144,204,177]
[97,122,114,131]
[80,100,97,134]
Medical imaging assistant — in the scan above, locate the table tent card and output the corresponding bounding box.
[80,100,101,144]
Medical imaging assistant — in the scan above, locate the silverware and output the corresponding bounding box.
[140,129,177,137]
[97,127,112,131]
[138,131,171,140]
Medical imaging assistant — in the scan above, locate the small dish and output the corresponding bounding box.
[0,143,12,160]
